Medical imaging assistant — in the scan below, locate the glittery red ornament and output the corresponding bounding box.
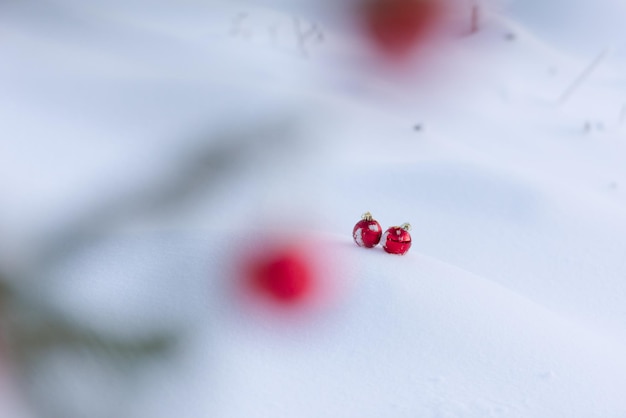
[353,212,383,248]
[382,223,412,255]
[361,0,442,59]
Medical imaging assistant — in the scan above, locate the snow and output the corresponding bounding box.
[354,228,365,246]
[381,231,390,248]
[1,0,626,417]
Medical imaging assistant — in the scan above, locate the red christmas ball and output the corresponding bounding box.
[361,0,443,59]
[249,248,313,303]
[382,223,412,255]
[353,212,383,248]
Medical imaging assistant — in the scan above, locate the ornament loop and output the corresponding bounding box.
[400,223,411,231]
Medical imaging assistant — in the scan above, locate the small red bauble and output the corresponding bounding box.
[382,223,412,255]
[353,212,383,248]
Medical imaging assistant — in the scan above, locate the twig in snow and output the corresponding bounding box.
[558,49,609,104]
[292,17,324,58]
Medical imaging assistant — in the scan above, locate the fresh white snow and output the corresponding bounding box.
[1,0,626,417]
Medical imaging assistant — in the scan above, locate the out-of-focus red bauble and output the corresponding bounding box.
[382,224,412,255]
[361,0,442,58]
[249,248,312,303]
[353,212,383,248]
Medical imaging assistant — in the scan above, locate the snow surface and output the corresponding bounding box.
[1,0,626,417]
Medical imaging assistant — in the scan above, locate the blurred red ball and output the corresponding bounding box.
[361,0,443,59]
[248,247,313,304]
